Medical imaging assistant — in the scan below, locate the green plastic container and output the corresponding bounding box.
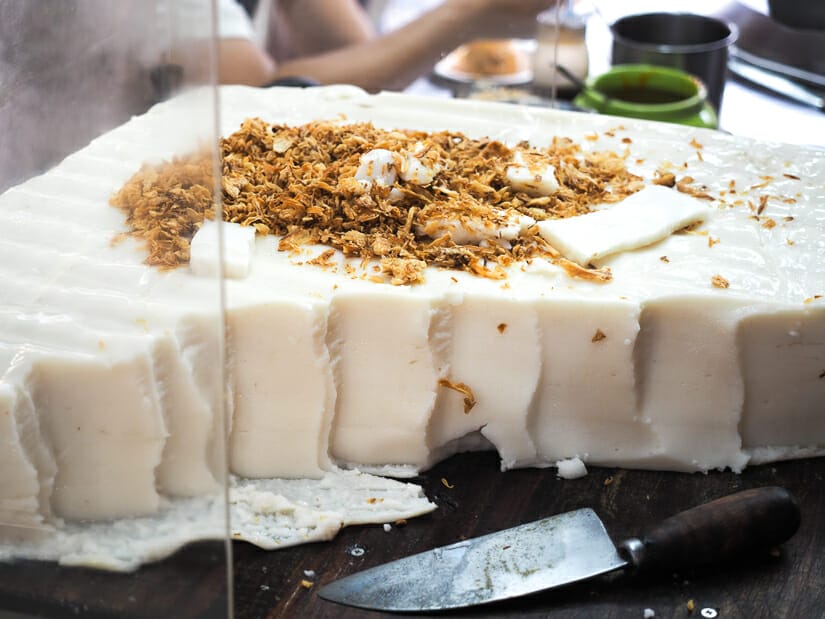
[573,64,718,129]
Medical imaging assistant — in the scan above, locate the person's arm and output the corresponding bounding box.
[217,38,278,85]
[271,0,375,57]
[270,0,556,92]
[170,0,279,86]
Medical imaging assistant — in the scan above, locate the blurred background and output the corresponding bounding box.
[375,0,824,146]
[2,0,822,194]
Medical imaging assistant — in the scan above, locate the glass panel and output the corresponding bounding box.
[221,2,824,618]
[0,2,230,617]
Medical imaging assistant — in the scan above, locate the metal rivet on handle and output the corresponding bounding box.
[349,544,365,557]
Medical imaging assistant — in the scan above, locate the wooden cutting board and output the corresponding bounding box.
[1,452,824,618]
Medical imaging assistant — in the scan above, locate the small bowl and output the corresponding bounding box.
[573,64,718,129]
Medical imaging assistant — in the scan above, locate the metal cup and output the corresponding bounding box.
[610,12,738,111]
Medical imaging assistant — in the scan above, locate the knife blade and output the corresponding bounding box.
[728,56,825,111]
[731,47,825,91]
[318,486,800,612]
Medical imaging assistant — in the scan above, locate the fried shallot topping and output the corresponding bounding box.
[111,118,644,282]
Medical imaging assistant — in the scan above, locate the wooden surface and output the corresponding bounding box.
[1,452,824,618]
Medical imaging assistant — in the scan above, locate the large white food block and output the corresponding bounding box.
[0,84,823,570]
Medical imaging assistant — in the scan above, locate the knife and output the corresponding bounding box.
[731,48,825,91]
[728,56,825,112]
[318,486,800,612]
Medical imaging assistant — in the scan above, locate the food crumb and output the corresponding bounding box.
[441,477,455,489]
[660,255,670,263]
[711,274,730,289]
[383,523,392,532]
[497,322,508,334]
[603,476,614,486]
[300,579,314,589]
[643,609,655,619]
[303,569,316,578]
[687,599,696,613]
[653,171,676,187]
[558,259,613,283]
[556,457,587,479]
[438,378,477,414]
[592,329,607,343]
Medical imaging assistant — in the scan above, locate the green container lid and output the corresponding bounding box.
[573,64,718,129]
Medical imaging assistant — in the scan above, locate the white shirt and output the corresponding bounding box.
[162,0,256,43]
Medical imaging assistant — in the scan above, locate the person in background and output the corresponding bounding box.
[216,0,557,91]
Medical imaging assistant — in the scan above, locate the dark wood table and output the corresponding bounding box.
[2,452,823,618]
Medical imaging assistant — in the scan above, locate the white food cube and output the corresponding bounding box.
[537,185,707,266]
[190,220,256,279]
[355,149,398,190]
[506,151,559,196]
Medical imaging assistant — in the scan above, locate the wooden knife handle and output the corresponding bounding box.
[618,486,800,572]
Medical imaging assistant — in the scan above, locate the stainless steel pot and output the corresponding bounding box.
[611,12,738,111]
